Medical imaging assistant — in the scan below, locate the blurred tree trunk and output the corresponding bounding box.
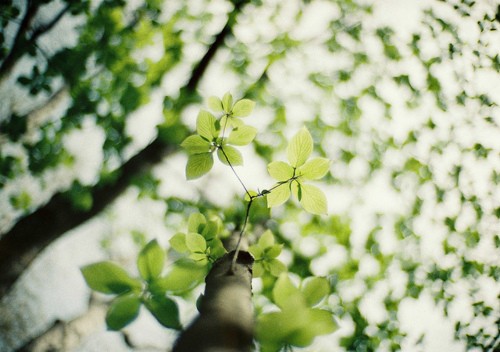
[173,250,255,352]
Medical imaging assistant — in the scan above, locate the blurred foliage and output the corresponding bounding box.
[2,0,500,351]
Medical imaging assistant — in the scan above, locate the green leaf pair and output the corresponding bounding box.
[266,127,331,215]
[81,240,181,331]
[256,274,335,352]
[169,212,227,265]
[181,93,257,179]
[248,230,287,277]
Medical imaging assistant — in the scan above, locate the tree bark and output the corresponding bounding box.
[173,250,254,352]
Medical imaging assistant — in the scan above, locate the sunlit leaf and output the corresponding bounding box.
[258,229,275,248]
[268,161,294,181]
[186,232,207,253]
[232,99,255,117]
[217,145,243,166]
[272,273,298,309]
[222,92,233,112]
[299,183,328,215]
[268,259,287,277]
[152,259,209,294]
[105,292,141,330]
[169,233,188,253]
[287,127,313,167]
[186,153,214,180]
[207,96,223,112]
[297,158,332,180]
[227,125,257,146]
[196,110,218,141]
[188,212,206,234]
[265,244,283,259]
[137,239,165,282]
[181,135,210,155]
[81,262,142,294]
[301,277,330,307]
[267,183,291,208]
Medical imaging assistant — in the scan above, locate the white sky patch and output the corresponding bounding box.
[398,292,466,352]
[64,117,105,185]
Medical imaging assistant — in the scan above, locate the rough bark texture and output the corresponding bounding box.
[173,250,254,352]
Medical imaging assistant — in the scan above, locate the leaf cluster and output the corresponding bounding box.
[181,92,257,179]
[248,230,287,277]
[266,127,331,215]
[81,239,182,331]
[256,273,335,352]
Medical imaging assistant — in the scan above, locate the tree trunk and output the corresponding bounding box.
[173,250,254,352]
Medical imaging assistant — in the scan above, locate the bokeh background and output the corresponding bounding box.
[1,0,500,351]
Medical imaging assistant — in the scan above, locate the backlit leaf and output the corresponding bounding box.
[299,183,328,215]
[297,158,332,180]
[232,99,255,117]
[137,239,165,282]
[169,233,188,253]
[301,277,330,307]
[196,110,218,141]
[222,92,233,112]
[181,135,210,155]
[186,153,214,180]
[207,96,223,112]
[186,232,207,253]
[287,127,313,167]
[273,273,298,309]
[188,212,206,234]
[217,145,243,166]
[267,183,291,208]
[268,161,294,181]
[227,125,257,146]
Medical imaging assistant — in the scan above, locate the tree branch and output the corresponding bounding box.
[0,0,250,300]
[172,250,254,352]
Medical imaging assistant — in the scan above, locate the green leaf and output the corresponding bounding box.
[207,238,227,259]
[202,216,222,240]
[268,259,287,277]
[186,232,207,253]
[218,145,243,166]
[301,277,330,307]
[105,292,141,330]
[297,158,332,180]
[265,244,283,259]
[188,212,207,234]
[298,183,328,215]
[252,262,265,278]
[222,92,233,112]
[181,135,210,155]
[256,312,287,352]
[258,229,275,248]
[169,233,188,253]
[272,273,297,309]
[287,127,313,167]
[155,259,209,294]
[137,239,165,282]
[207,96,223,112]
[232,99,255,117]
[196,110,218,141]
[145,295,182,330]
[186,153,214,180]
[268,161,294,181]
[221,115,245,129]
[267,183,291,208]
[227,125,257,146]
[81,261,142,294]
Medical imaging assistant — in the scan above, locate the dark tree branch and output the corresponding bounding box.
[0,0,39,80]
[0,0,250,300]
[0,139,175,299]
[173,250,254,352]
